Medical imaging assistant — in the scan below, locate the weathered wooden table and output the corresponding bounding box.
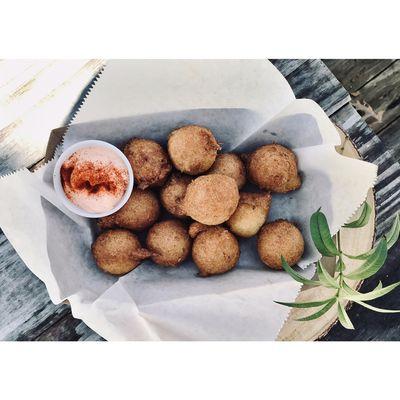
[1,59,399,341]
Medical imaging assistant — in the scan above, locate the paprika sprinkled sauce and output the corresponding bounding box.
[60,146,129,214]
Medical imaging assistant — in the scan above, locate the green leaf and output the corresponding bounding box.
[336,257,346,272]
[341,280,400,301]
[310,209,339,257]
[345,213,399,260]
[275,297,336,309]
[337,302,355,329]
[344,202,372,228]
[345,238,388,280]
[316,261,340,289]
[345,246,376,260]
[281,257,321,286]
[342,280,382,296]
[296,298,337,321]
[345,238,385,261]
[354,300,400,314]
[386,213,400,250]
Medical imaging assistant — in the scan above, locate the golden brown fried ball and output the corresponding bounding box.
[160,173,192,218]
[124,138,172,189]
[92,229,151,275]
[207,153,246,189]
[257,220,304,270]
[167,125,220,175]
[146,220,191,267]
[227,192,271,238]
[98,188,160,231]
[246,144,301,193]
[188,222,210,238]
[192,226,240,277]
[183,174,239,225]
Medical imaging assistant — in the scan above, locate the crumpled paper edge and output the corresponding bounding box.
[55,65,106,161]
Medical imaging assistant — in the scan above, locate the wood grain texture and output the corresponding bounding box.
[270,59,307,77]
[351,60,400,133]
[323,59,395,92]
[0,60,104,174]
[379,116,400,163]
[36,314,103,341]
[0,230,70,340]
[0,224,98,341]
[330,103,400,238]
[278,59,351,116]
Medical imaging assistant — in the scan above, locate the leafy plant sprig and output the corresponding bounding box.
[275,202,400,330]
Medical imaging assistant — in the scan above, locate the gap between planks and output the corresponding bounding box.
[354,60,397,92]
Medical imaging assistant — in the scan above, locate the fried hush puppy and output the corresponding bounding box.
[207,153,246,189]
[124,138,172,189]
[188,222,210,238]
[98,188,160,231]
[146,220,191,267]
[160,173,192,218]
[246,144,301,193]
[191,225,240,277]
[257,220,304,270]
[183,174,239,225]
[167,125,221,175]
[92,229,151,275]
[227,192,271,238]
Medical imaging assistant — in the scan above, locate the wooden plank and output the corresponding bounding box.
[329,103,400,237]
[0,228,100,340]
[0,230,70,340]
[352,60,400,133]
[283,59,350,116]
[323,59,395,92]
[0,61,48,92]
[0,60,104,175]
[379,116,400,163]
[36,314,103,341]
[270,59,307,77]
[0,60,104,129]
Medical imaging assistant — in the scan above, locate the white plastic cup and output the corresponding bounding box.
[53,140,134,218]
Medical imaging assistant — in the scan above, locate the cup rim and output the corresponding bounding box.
[53,140,134,218]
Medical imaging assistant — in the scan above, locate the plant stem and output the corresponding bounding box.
[336,230,344,294]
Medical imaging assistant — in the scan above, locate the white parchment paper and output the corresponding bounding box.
[0,60,377,340]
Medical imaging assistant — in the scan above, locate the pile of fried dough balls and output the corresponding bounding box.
[92,125,305,277]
